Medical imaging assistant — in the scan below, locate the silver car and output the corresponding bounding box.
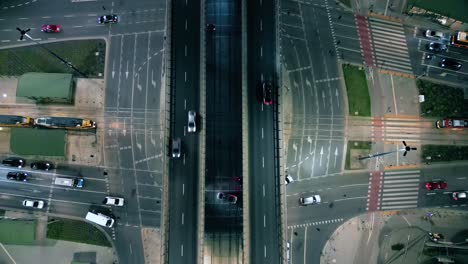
[172,138,181,158]
[188,111,196,133]
[425,29,444,40]
[299,195,321,206]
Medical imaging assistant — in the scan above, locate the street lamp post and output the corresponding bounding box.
[16,27,87,77]
[359,141,417,161]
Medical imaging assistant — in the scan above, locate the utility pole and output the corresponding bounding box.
[16,27,87,77]
[359,141,417,161]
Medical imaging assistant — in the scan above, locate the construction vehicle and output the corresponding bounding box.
[0,115,33,127]
[34,117,96,130]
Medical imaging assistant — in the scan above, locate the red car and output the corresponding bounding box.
[41,24,60,33]
[262,81,273,105]
[425,181,447,190]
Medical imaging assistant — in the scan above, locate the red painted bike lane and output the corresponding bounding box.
[355,15,374,67]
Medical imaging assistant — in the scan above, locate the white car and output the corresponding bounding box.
[299,195,321,206]
[285,175,294,185]
[425,29,444,40]
[188,111,196,133]
[22,199,44,209]
[103,196,125,206]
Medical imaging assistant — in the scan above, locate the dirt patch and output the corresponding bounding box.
[142,228,161,264]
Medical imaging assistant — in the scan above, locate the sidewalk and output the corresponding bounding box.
[321,208,468,264]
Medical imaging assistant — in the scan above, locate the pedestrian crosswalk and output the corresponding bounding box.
[380,170,420,210]
[368,17,413,74]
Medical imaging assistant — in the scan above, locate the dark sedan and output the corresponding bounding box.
[2,157,25,168]
[440,58,462,71]
[30,161,52,171]
[7,171,28,182]
[98,15,118,24]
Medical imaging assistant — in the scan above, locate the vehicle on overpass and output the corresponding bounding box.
[450,31,468,49]
[34,117,96,130]
[436,118,468,128]
[0,115,33,128]
[54,177,83,188]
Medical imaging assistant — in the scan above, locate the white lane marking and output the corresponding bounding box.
[260,46,263,57]
[0,243,17,264]
[182,184,185,195]
[129,243,133,254]
[262,157,264,168]
[263,184,265,197]
[264,214,266,227]
[261,127,264,139]
[182,213,184,225]
[181,244,184,256]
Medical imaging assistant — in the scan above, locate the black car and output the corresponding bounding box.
[262,81,273,105]
[98,15,118,24]
[440,58,462,71]
[7,171,28,182]
[428,42,447,52]
[30,161,52,171]
[2,157,25,168]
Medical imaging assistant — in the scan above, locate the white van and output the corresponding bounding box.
[85,211,115,228]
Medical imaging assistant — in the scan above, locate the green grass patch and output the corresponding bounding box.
[0,220,36,245]
[342,64,371,117]
[47,218,111,247]
[0,40,105,78]
[346,141,372,170]
[422,145,468,162]
[417,79,468,117]
[10,128,65,156]
[406,0,468,22]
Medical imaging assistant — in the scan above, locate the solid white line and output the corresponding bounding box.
[381,200,418,205]
[381,196,418,201]
[385,170,420,175]
[181,213,184,225]
[382,192,419,196]
[381,205,417,209]
[0,243,16,264]
[384,174,420,179]
[391,75,398,114]
[383,187,419,192]
[384,179,419,184]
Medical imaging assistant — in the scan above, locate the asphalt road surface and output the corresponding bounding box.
[203,0,243,258]
[166,0,200,262]
[247,0,282,262]
[0,0,167,263]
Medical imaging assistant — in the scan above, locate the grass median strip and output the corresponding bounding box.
[47,218,111,247]
[342,64,371,117]
[0,220,35,245]
[0,39,105,78]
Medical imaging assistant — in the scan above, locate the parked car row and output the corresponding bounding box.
[424,29,463,71]
[2,157,52,170]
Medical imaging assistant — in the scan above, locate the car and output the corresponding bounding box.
[262,81,273,105]
[2,157,25,168]
[299,195,321,206]
[98,15,118,24]
[440,58,462,71]
[30,161,52,171]
[285,175,294,185]
[452,192,467,200]
[217,192,237,204]
[172,138,181,158]
[187,111,196,133]
[428,42,447,52]
[41,24,60,33]
[425,29,444,39]
[22,199,44,209]
[103,196,125,206]
[436,118,468,129]
[425,181,447,190]
[7,171,29,182]
[206,23,216,31]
